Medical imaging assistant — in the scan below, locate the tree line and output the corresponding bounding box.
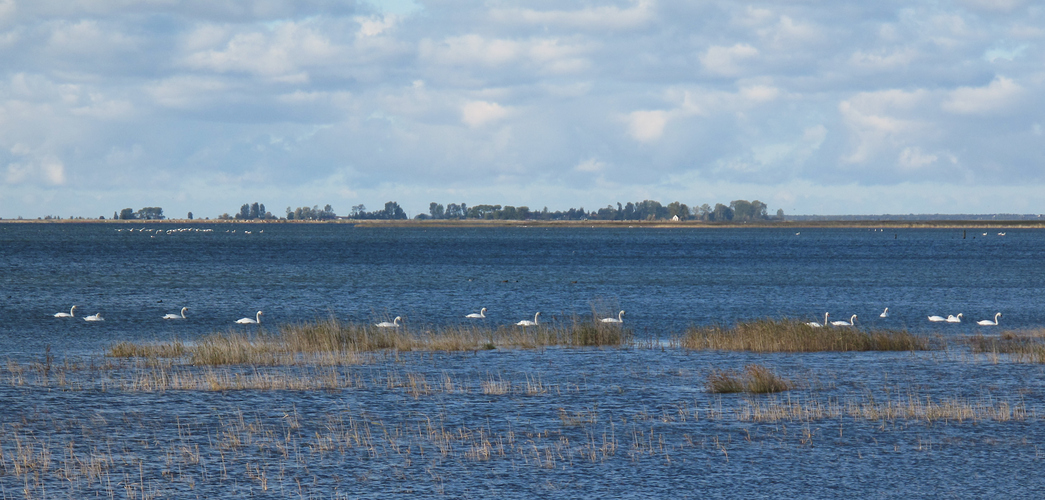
[109,199,782,222]
[418,199,783,222]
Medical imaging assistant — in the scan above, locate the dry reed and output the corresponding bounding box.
[706,365,792,394]
[680,319,936,352]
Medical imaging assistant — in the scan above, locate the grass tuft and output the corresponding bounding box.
[706,364,792,394]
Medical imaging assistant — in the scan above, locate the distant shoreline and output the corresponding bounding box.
[3,218,1045,229]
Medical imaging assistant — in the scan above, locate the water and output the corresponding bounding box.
[1,223,1044,497]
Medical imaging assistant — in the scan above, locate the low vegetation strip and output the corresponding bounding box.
[680,319,937,352]
[108,317,632,365]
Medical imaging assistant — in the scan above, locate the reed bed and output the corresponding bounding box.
[706,364,792,394]
[679,319,937,352]
[966,332,1045,363]
[108,317,632,365]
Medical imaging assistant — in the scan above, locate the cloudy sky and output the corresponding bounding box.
[1,0,1043,219]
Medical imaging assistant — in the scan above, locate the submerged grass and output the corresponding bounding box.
[680,319,937,352]
[966,331,1045,363]
[109,316,633,365]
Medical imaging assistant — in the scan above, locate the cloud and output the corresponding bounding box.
[1,1,1045,218]
[461,101,509,128]
[942,76,1024,114]
[490,0,655,31]
[700,44,759,76]
[626,110,669,142]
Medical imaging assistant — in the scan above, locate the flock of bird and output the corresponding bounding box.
[50,305,626,328]
[805,308,1002,328]
[55,303,1001,328]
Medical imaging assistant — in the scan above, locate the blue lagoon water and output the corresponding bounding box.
[1,222,1044,498]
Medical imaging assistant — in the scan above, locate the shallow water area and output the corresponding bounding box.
[1,222,1045,497]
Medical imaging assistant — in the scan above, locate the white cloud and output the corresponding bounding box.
[4,151,65,186]
[461,101,509,128]
[897,147,938,169]
[942,76,1024,114]
[491,0,655,31]
[700,44,758,76]
[626,110,668,142]
[574,158,606,173]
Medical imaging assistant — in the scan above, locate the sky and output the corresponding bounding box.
[1,0,1044,219]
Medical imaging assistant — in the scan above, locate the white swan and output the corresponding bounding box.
[84,313,104,322]
[516,312,540,326]
[831,314,856,326]
[600,310,625,323]
[376,316,401,328]
[928,315,947,322]
[235,311,263,324]
[945,313,963,323]
[465,308,487,319]
[54,305,77,318]
[806,312,829,328]
[163,307,189,320]
[880,308,889,318]
[977,312,1001,326]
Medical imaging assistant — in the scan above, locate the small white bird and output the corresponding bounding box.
[54,305,77,318]
[946,313,963,323]
[806,312,829,328]
[516,312,541,326]
[600,310,625,323]
[163,307,189,320]
[376,316,401,328]
[831,314,856,326]
[235,311,263,324]
[465,308,487,319]
[928,315,947,322]
[84,313,104,322]
[977,312,1001,326]
[879,308,889,318]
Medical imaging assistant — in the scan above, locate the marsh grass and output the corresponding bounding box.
[108,316,633,366]
[681,319,936,352]
[967,332,1045,363]
[707,365,792,394]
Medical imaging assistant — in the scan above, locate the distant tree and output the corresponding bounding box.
[187,212,193,220]
[119,208,135,220]
[113,211,118,220]
[237,204,250,219]
[219,213,232,220]
[445,203,462,219]
[259,204,266,218]
[382,201,406,219]
[249,203,260,219]
[711,203,733,221]
[776,208,785,220]
[351,204,366,218]
[429,202,445,219]
[320,204,336,220]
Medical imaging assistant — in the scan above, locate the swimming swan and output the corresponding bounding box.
[235,311,263,324]
[946,313,963,323]
[831,314,856,326]
[600,310,625,323]
[163,307,189,319]
[516,312,540,326]
[376,316,401,328]
[977,312,1001,326]
[54,305,77,318]
[880,308,889,318]
[84,313,104,322]
[928,315,947,322]
[465,308,487,319]
[806,312,829,328]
